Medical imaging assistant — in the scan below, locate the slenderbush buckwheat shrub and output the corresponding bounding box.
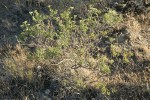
[19,5,125,77]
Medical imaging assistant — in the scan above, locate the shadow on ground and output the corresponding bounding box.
[0,66,107,99]
[108,83,150,100]
[0,64,149,100]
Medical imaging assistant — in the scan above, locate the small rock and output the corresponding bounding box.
[37,65,42,70]
[45,89,50,95]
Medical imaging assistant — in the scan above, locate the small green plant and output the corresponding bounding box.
[110,44,122,57]
[95,81,110,95]
[103,9,123,26]
[110,44,134,63]
[122,48,134,63]
[32,48,45,60]
[76,78,86,88]
[98,55,111,74]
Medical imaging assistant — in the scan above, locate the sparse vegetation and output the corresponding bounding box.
[0,0,150,99]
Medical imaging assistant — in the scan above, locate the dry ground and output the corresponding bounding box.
[0,0,150,99]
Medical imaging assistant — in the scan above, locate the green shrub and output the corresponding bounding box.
[103,9,123,26]
[110,44,134,63]
[95,81,110,95]
[98,55,111,74]
[18,5,127,88]
[18,4,128,76]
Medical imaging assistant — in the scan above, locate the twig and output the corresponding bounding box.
[50,59,75,66]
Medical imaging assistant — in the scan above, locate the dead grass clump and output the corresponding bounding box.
[125,15,142,42]
[124,14,150,62]
[2,44,36,80]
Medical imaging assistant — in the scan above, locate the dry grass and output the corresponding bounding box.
[123,13,150,62]
[0,0,150,99]
[3,45,35,80]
